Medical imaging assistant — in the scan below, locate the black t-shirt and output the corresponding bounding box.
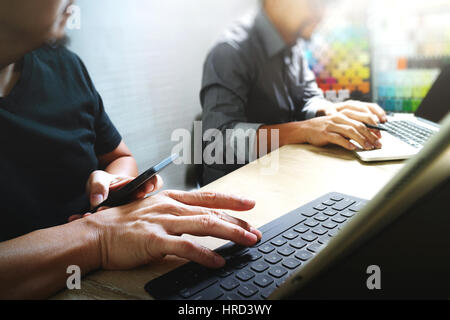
[0,45,122,242]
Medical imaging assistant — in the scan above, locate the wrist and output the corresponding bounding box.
[258,122,310,149]
[74,215,103,271]
[278,122,309,146]
[289,121,309,145]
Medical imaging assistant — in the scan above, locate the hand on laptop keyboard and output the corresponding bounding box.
[334,100,388,125]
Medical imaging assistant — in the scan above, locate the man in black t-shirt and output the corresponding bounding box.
[0,0,261,299]
[0,44,142,240]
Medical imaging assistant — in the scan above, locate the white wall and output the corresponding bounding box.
[67,0,258,190]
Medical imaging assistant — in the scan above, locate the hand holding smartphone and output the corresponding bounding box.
[91,154,178,213]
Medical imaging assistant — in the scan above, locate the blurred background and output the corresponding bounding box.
[67,0,450,191]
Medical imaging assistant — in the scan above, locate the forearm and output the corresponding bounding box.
[104,156,138,177]
[98,141,139,178]
[0,218,100,299]
[257,121,307,154]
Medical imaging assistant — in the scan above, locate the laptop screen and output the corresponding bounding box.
[415,66,450,124]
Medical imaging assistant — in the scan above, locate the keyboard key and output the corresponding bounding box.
[220,277,240,291]
[332,216,347,224]
[341,210,355,218]
[271,237,287,247]
[301,232,318,242]
[216,268,233,278]
[192,285,224,300]
[304,219,319,228]
[269,266,288,278]
[314,214,329,222]
[282,258,302,269]
[258,244,275,254]
[245,251,263,261]
[251,261,270,273]
[282,230,299,240]
[289,239,307,249]
[294,225,310,233]
[322,221,338,229]
[322,200,336,206]
[236,269,255,282]
[330,195,344,202]
[278,246,295,257]
[265,253,283,264]
[323,209,338,217]
[295,250,313,261]
[314,204,327,211]
[307,243,325,253]
[332,199,356,211]
[254,275,274,288]
[238,284,259,298]
[301,209,318,217]
[312,226,328,235]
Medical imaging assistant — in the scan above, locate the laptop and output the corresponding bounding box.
[354,66,450,162]
[145,113,450,300]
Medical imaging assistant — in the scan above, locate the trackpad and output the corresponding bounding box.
[353,133,418,162]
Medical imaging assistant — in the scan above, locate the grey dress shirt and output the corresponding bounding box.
[200,10,332,185]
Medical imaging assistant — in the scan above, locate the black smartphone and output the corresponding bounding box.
[91,154,178,212]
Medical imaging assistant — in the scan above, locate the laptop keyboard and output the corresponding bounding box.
[145,193,367,300]
[380,120,435,148]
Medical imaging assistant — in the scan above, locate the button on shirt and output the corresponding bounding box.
[200,10,332,184]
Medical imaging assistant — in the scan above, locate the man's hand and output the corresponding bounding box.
[0,190,261,299]
[68,171,163,222]
[300,113,382,151]
[84,191,262,270]
[321,100,388,126]
[86,170,163,207]
[259,100,386,153]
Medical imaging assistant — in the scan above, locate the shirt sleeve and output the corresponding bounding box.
[74,54,122,156]
[200,43,263,166]
[93,93,122,156]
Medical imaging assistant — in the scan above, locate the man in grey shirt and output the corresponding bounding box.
[200,0,386,185]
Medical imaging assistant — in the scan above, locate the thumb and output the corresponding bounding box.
[88,173,112,208]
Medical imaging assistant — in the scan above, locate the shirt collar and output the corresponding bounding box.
[254,9,287,58]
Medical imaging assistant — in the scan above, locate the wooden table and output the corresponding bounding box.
[52,144,404,300]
